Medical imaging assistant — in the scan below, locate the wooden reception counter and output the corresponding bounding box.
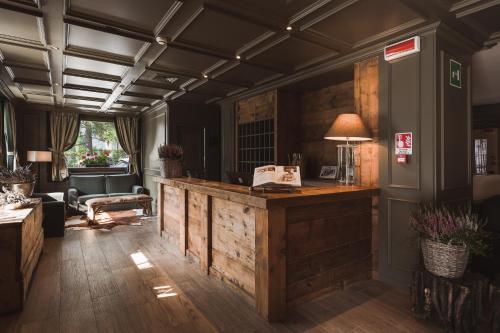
[154,177,378,321]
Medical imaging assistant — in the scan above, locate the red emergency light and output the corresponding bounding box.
[384,36,420,61]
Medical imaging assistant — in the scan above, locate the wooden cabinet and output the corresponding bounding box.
[0,200,43,314]
[236,89,299,173]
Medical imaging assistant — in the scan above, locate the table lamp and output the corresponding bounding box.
[27,151,52,192]
[324,113,372,185]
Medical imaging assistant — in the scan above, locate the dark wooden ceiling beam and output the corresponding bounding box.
[63,14,153,43]
[115,100,151,107]
[63,68,122,82]
[0,0,42,17]
[167,38,286,74]
[132,79,178,91]
[2,61,49,72]
[299,0,359,30]
[13,77,51,86]
[451,0,500,18]
[64,94,106,102]
[62,83,112,94]
[63,46,135,67]
[121,91,164,100]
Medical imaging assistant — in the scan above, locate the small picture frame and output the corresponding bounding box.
[319,166,338,179]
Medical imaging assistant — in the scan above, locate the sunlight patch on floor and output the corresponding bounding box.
[154,285,178,298]
[130,251,153,269]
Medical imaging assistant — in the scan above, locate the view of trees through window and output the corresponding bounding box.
[65,120,127,168]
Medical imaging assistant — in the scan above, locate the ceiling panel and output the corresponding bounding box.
[139,70,194,89]
[0,44,47,67]
[249,36,334,70]
[9,67,50,82]
[18,83,52,94]
[64,75,117,90]
[64,98,103,107]
[0,9,42,43]
[118,95,154,104]
[111,103,144,111]
[213,63,280,86]
[24,94,54,104]
[67,25,145,57]
[309,0,420,45]
[127,84,172,96]
[180,9,269,52]
[63,88,109,100]
[228,0,331,20]
[153,47,221,74]
[65,56,129,77]
[189,80,241,97]
[462,5,500,34]
[69,0,179,32]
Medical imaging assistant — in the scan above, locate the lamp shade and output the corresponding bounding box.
[324,113,372,141]
[27,150,52,162]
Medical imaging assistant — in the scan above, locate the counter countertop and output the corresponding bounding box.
[154,177,379,209]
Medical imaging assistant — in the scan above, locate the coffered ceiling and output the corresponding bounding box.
[0,0,499,114]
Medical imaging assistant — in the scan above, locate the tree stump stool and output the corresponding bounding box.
[411,269,500,332]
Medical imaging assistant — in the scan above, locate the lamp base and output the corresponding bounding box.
[337,143,356,185]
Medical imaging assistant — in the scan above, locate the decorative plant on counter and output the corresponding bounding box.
[158,144,183,178]
[80,151,111,167]
[158,144,183,160]
[409,203,489,278]
[0,186,30,209]
[0,165,36,184]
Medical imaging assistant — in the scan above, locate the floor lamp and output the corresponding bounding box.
[27,151,52,192]
[324,113,372,185]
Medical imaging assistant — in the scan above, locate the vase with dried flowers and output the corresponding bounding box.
[0,186,30,209]
[158,144,183,178]
[0,165,37,197]
[409,203,489,278]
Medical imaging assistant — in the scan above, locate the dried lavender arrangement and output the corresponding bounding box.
[0,165,36,184]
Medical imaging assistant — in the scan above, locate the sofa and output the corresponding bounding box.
[67,174,145,213]
[32,192,65,237]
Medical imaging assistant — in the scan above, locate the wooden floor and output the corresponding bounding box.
[0,217,441,333]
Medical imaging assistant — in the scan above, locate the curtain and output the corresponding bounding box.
[50,112,80,181]
[6,102,19,169]
[115,116,140,175]
[0,99,4,168]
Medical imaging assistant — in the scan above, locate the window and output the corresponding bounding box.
[65,120,127,168]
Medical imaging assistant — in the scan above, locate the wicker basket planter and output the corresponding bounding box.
[421,238,469,279]
[159,158,182,178]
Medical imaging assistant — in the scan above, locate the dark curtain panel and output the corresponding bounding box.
[50,112,80,181]
[115,116,140,176]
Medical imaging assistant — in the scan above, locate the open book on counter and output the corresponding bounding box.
[252,165,301,188]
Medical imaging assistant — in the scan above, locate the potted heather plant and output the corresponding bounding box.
[409,203,489,279]
[0,165,37,197]
[158,144,183,178]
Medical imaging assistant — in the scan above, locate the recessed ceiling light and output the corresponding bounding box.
[155,36,168,45]
[203,74,208,79]
[286,26,292,31]
[236,55,241,60]
[54,83,59,86]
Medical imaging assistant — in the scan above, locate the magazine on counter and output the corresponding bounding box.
[252,165,301,188]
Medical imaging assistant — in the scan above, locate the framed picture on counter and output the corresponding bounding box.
[319,166,338,179]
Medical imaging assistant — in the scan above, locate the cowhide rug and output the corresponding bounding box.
[65,209,153,231]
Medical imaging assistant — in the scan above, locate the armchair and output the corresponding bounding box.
[32,192,65,237]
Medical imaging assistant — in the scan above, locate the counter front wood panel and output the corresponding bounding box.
[154,177,378,322]
[211,198,256,297]
[0,200,43,314]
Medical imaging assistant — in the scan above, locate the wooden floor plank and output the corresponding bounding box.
[0,216,441,333]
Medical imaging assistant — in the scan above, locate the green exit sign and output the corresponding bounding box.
[450,59,462,88]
